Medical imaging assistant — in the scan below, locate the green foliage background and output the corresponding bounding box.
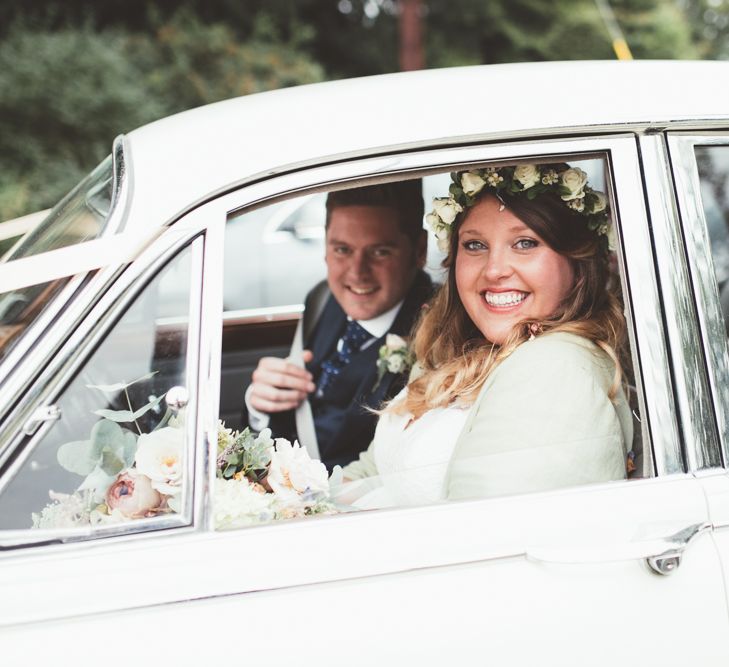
[0,0,722,222]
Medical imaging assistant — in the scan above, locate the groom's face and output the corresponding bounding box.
[325,205,426,322]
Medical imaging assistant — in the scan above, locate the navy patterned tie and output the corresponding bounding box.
[316,320,372,397]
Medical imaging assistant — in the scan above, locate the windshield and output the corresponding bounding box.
[5,155,115,261]
[0,153,120,362]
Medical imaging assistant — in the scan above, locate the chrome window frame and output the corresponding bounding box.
[667,131,729,469]
[207,134,678,477]
[0,136,132,408]
[0,228,205,549]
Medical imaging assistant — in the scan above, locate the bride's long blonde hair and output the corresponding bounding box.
[392,187,626,420]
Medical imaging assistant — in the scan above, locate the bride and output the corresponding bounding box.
[340,164,632,508]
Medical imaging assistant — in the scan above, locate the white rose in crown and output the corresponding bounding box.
[592,191,608,213]
[135,426,185,511]
[432,196,463,224]
[514,164,541,189]
[434,227,450,253]
[560,167,589,200]
[461,172,487,197]
[267,439,329,503]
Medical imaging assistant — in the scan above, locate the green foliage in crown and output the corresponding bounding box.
[426,164,610,253]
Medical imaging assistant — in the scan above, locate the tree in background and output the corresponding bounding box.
[0,10,323,220]
[677,0,729,59]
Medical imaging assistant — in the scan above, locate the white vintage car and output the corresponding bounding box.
[2,61,729,665]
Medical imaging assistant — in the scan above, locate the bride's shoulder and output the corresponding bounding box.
[508,331,607,367]
[488,331,614,393]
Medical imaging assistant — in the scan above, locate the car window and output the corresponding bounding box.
[0,244,195,532]
[216,158,649,532]
[0,278,74,363]
[695,145,729,327]
[6,156,115,262]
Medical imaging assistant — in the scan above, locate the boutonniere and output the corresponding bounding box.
[374,334,415,390]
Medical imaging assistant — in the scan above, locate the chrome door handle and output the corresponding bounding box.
[22,404,62,436]
[645,522,710,575]
[526,522,711,573]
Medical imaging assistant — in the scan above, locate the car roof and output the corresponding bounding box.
[123,60,729,234]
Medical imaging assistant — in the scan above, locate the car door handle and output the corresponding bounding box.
[526,522,711,575]
[22,404,62,436]
[644,522,711,575]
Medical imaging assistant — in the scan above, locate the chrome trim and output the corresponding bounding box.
[222,305,303,325]
[106,135,130,235]
[197,204,226,531]
[639,135,717,472]
[0,135,132,411]
[668,133,729,468]
[182,236,205,529]
[0,229,203,517]
[0,271,92,407]
[601,145,655,474]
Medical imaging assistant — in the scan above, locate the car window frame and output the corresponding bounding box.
[667,131,729,470]
[205,134,682,490]
[0,228,206,549]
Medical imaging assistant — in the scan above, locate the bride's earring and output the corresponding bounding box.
[527,322,543,341]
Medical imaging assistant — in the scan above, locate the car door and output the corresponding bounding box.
[3,135,729,666]
[192,135,729,663]
[668,131,729,611]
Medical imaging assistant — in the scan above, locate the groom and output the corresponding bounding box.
[244,180,432,470]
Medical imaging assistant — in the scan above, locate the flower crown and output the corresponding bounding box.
[426,164,610,253]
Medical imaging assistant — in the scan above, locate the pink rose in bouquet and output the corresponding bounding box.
[106,470,162,518]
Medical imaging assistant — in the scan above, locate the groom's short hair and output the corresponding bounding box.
[325,179,425,244]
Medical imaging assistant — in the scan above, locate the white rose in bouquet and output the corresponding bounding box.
[560,167,588,200]
[135,426,184,510]
[106,470,162,518]
[267,439,329,503]
[214,478,275,530]
[514,164,541,189]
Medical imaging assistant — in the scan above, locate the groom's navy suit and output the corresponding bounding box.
[267,270,433,470]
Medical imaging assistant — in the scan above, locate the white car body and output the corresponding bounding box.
[2,61,729,665]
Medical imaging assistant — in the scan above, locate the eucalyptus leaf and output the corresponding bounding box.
[93,394,165,423]
[99,448,126,476]
[121,429,138,469]
[57,438,97,476]
[86,371,158,394]
[89,419,128,460]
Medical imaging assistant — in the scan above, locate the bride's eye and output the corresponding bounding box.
[514,238,538,250]
[462,239,486,251]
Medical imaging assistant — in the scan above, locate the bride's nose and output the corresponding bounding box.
[481,247,512,281]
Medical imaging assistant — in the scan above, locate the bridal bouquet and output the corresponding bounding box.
[31,370,339,531]
[213,424,339,530]
[32,372,184,529]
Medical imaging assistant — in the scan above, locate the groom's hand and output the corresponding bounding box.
[248,350,315,413]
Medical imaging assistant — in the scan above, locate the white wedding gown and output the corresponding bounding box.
[344,390,470,509]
